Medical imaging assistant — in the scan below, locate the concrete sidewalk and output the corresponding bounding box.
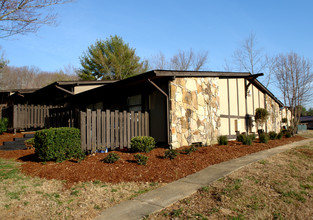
[95,138,313,220]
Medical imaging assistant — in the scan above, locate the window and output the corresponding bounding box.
[127,95,142,112]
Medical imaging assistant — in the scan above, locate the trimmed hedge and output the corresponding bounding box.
[130,136,156,153]
[35,127,85,162]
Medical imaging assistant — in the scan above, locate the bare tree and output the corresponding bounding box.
[150,48,209,71]
[273,52,313,134]
[0,65,78,89]
[227,33,272,86]
[0,0,74,38]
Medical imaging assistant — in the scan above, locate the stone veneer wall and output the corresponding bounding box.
[169,77,220,149]
[265,94,281,133]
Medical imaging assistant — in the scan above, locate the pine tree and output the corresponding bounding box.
[78,35,148,80]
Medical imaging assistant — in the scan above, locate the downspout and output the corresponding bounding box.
[147,79,170,146]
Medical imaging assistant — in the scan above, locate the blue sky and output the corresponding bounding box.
[1,0,313,106]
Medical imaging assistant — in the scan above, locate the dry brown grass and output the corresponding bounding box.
[149,140,313,220]
[0,159,162,220]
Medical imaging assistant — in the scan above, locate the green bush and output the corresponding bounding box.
[249,133,256,141]
[103,153,120,163]
[259,133,269,143]
[130,136,156,153]
[134,154,148,165]
[218,135,228,145]
[237,133,253,145]
[182,145,197,154]
[164,149,179,160]
[243,135,253,145]
[268,131,277,140]
[236,134,245,142]
[277,132,283,139]
[285,131,292,138]
[0,117,8,134]
[25,137,35,145]
[34,127,85,162]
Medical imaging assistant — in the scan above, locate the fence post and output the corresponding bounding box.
[114,110,119,149]
[110,111,114,149]
[86,109,91,152]
[96,109,101,149]
[106,110,110,149]
[119,112,123,149]
[123,111,127,148]
[101,111,106,149]
[13,105,17,133]
[127,112,131,148]
[80,111,86,152]
[92,110,96,152]
[131,111,134,139]
[145,112,149,136]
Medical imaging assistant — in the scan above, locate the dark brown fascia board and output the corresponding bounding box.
[154,70,251,77]
[252,79,284,107]
[56,80,118,86]
[0,88,40,93]
[55,85,74,95]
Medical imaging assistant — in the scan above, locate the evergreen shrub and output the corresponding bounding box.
[218,135,228,145]
[260,133,269,143]
[0,117,8,134]
[134,154,148,165]
[34,127,85,162]
[130,136,156,153]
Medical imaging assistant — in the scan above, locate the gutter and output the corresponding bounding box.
[147,78,170,146]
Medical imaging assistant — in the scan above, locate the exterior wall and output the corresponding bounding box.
[169,77,220,148]
[219,78,267,136]
[280,107,292,129]
[74,85,103,94]
[265,94,281,133]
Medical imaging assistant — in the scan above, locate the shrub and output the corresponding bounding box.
[277,132,283,139]
[243,135,253,145]
[103,153,120,163]
[268,131,277,140]
[130,136,156,153]
[285,131,292,138]
[249,133,256,141]
[259,133,269,143]
[34,127,85,162]
[236,134,245,142]
[218,135,228,145]
[0,117,8,135]
[164,149,179,160]
[134,154,148,165]
[255,108,269,127]
[182,145,197,154]
[25,137,35,145]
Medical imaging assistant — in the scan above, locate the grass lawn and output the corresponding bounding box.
[148,132,313,219]
[0,158,161,219]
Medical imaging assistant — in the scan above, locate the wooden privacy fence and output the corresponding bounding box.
[80,109,149,152]
[2,104,78,130]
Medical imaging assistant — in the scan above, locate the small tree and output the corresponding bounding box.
[255,108,269,131]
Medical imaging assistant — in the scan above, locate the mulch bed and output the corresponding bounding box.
[0,133,305,188]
